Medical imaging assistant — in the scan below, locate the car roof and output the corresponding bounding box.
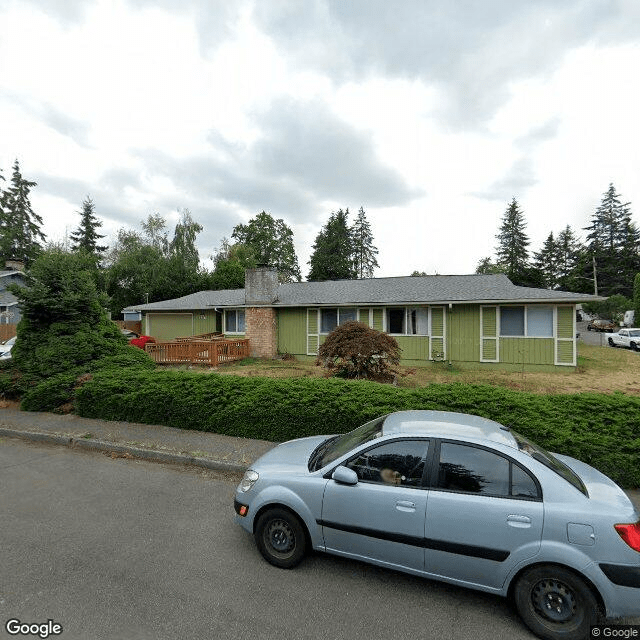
[381,410,518,448]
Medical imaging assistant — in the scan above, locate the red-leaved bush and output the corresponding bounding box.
[317,321,401,382]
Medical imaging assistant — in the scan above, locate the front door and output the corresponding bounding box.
[320,439,430,572]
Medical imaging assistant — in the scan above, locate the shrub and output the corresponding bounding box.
[73,371,640,487]
[317,321,401,382]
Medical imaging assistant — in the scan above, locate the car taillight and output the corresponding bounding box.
[614,522,640,552]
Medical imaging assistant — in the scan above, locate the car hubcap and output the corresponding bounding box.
[531,579,576,623]
[265,519,295,555]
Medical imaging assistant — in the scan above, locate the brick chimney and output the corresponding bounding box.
[244,266,278,305]
[244,267,278,358]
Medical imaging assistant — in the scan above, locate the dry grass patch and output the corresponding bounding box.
[176,343,640,396]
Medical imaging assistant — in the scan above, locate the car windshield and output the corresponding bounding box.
[308,416,386,471]
[511,430,588,496]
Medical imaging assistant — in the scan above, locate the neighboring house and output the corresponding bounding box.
[123,267,603,370]
[0,264,27,326]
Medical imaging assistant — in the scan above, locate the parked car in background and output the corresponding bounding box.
[0,336,16,359]
[235,410,640,640]
[587,318,616,332]
[606,328,640,351]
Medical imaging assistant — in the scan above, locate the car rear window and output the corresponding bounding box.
[512,430,588,496]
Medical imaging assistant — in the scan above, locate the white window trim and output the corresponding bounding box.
[499,305,555,338]
[224,308,246,334]
[382,306,431,336]
[554,305,577,367]
[307,308,319,356]
[480,305,500,363]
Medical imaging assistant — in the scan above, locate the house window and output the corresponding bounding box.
[500,306,553,337]
[320,308,357,333]
[225,309,246,333]
[386,307,429,335]
[501,307,525,336]
[527,306,553,337]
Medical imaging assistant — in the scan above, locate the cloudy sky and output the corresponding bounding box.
[1,0,639,278]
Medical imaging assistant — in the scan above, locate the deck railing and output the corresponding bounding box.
[145,338,249,366]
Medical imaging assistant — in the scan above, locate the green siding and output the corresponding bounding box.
[557,307,574,338]
[556,339,575,364]
[277,308,307,355]
[193,310,221,335]
[500,338,554,364]
[395,336,430,360]
[431,307,444,336]
[372,308,384,331]
[482,307,497,337]
[482,339,497,361]
[358,308,371,327]
[449,305,480,362]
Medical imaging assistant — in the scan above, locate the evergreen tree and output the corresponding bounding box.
[585,184,639,297]
[70,196,108,256]
[532,232,558,289]
[495,198,531,285]
[308,208,355,281]
[554,225,585,291]
[231,211,301,282]
[351,206,379,278]
[475,257,505,275]
[0,160,45,267]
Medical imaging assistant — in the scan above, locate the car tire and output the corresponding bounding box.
[631,342,639,352]
[608,338,615,347]
[514,565,599,640]
[255,508,307,569]
[587,325,592,331]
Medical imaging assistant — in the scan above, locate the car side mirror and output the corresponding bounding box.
[332,466,358,485]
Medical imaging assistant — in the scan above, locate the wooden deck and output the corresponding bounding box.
[145,337,249,366]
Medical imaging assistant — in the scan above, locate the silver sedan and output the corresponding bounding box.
[235,410,640,640]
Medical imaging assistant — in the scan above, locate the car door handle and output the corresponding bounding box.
[395,500,416,512]
[507,514,532,528]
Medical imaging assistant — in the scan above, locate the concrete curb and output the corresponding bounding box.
[0,427,247,474]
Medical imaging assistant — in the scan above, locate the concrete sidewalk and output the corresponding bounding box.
[1,402,639,510]
[0,403,276,474]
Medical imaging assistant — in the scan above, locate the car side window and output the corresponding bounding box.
[437,442,509,496]
[346,440,429,487]
[511,462,540,499]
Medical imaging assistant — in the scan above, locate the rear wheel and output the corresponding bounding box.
[631,342,639,352]
[514,565,599,640]
[254,508,306,569]
[608,337,615,347]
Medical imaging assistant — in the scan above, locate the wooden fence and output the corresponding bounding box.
[145,338,249,366]
[0,325,17,342]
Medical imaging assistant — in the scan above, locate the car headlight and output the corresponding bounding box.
[239,469,259,492]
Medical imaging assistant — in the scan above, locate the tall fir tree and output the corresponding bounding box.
[350,206,379,278]
[495,198,531,285]
[308,208,355,281]
[0,160,45,267]
[70,196,108,256]
[584,184,639,297]
[232,211,301,282]
[554,225,586,292]
[532,232,558,289]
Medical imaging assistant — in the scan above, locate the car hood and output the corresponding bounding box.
[251,435,331,474]
[555,453,637,515]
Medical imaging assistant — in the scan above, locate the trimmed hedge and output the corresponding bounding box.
[73,370,640,488]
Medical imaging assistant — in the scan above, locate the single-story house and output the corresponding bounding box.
[0,262,27,326]
[123,267,603,370]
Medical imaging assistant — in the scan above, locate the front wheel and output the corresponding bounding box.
[631,342,639,352]
[514,565,599,640]
[254,508,307,569]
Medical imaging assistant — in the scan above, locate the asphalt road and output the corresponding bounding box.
[1,439,538,640]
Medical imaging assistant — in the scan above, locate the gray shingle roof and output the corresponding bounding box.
[124,274,601,313]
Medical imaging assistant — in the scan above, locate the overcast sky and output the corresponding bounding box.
[1,0,639,279]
